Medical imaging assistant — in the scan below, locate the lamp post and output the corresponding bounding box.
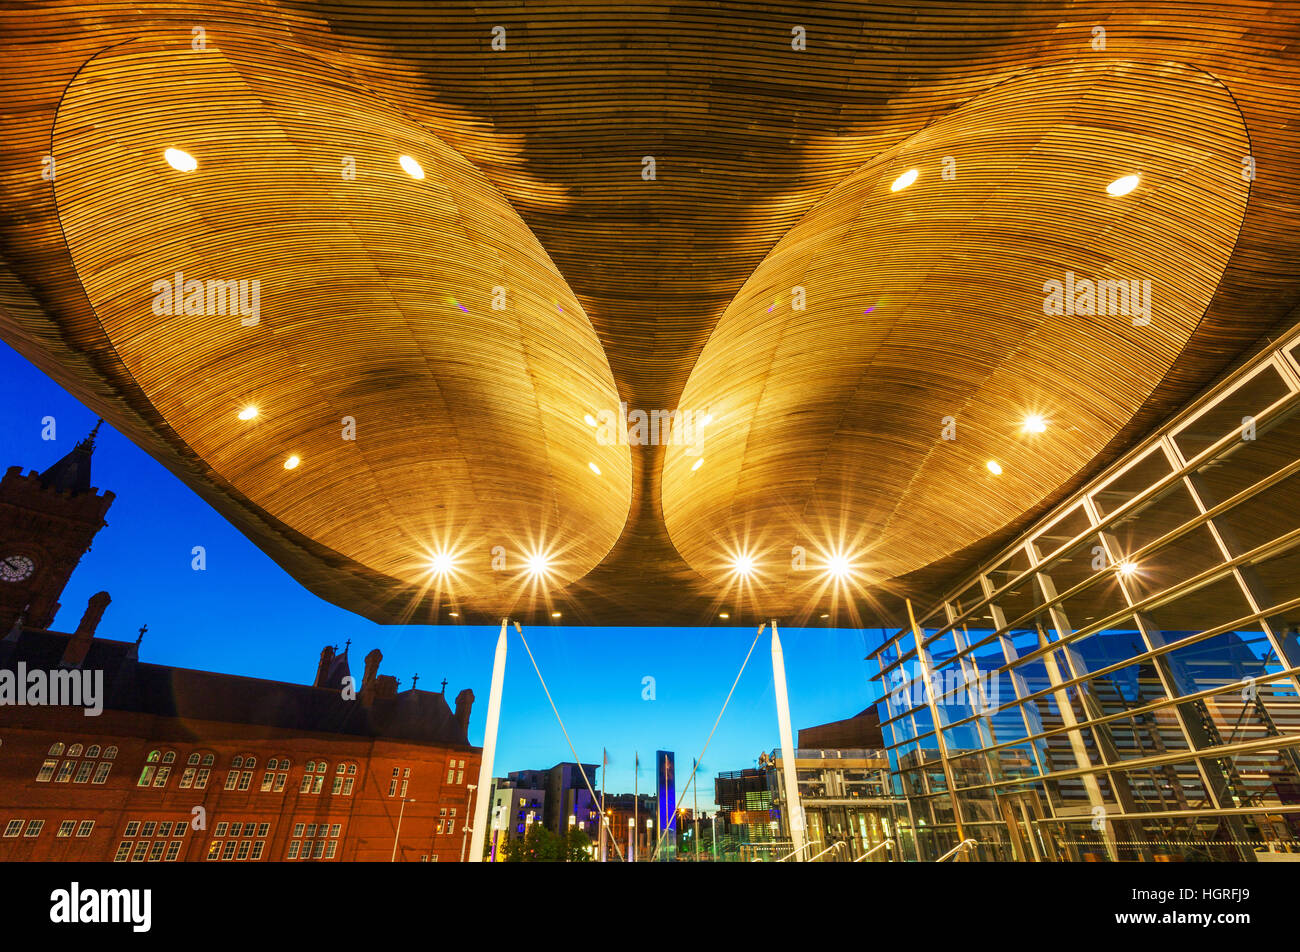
[711,812,717,861]
[645,817,653,863]
[459,784,477,862]
[628,817,634,863]
[391,797,415,862]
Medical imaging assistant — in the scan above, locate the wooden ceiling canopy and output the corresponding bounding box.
[1,2,1299,628]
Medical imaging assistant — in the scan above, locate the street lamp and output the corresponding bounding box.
[391,797,415,862]
[459,784,477,862]
[628,817,634,863]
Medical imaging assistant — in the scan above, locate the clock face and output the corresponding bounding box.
[0,554,35,582]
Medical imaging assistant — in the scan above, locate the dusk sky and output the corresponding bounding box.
[2,340,888,810]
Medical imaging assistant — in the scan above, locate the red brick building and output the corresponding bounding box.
[0,429,481,862]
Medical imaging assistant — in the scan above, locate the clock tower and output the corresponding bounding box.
[0,420,114,631]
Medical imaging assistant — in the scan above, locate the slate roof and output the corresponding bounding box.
[0,627,472,748]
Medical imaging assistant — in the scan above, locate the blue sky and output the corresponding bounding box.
[2,340,887,810]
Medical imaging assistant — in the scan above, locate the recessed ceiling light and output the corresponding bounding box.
[718,612,730,619]
[1022,415,1046,434]
[237,407,258,421]
[986,460,1003,476]
[551,611,562,618]
[827,554,852,580]
[820,613,830,619]
[164,148,197,172]
[284,455,301,470]
[399,155,425,180]
[731,553,756,577]
[525,552,551,577]
[1117,560,1139,577]
[702,414,713,425]
[584,414,597,426]
[1106,174,1140,196]
[448,611,460,618]
[691,458,704,471]
[891,168,919,192]
[430,552,455,575]
[588,461,601,475]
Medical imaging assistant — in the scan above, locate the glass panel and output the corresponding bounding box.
[1209,469,1300,558]
[1031,505,1094,562]
[1091,446,1176,519]
[1239,540,1300,611]
[1190,403,1300,509]
[1140,572,1255,647]
[1173,365,1292,462]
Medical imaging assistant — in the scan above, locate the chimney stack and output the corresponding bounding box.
[60,591,111,668]
[314,645,336,688]
[360,648,384,705]
[454,688,475,734]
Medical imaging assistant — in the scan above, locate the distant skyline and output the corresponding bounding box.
[2,341,888,810]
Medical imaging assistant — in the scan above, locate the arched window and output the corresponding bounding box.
[67,744,84,757]
[201,753,213,766]
[48,742,65,756]
[162,751,176,764]
[332,762,356,796]
[104,746,118,760]
[181,750,214,789]
[226,754,255,791]
[86,745,101,758]
[262,756,290,793]
[146,750,161,763]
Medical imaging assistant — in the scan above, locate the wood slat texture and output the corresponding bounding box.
[1,2,1298,626]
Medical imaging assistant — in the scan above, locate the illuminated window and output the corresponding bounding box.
[73,761,94,783]
[54,760,75,782]
[67,744,84,757]
[113,841,131,862]
[164,841,182,861]
[48,742,65,756]
[193,768,209,789]
[124,822,140,837]
[57,820,76,838]
[76,821,94,837]
[35,759,58,783]
[86,746,101,758]
[287,841,300,859]
[2,820,22,837]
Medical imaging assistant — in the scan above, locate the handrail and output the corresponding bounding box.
[752,841,814,862]
[936,838,976,862]
[806,841,847,862]
[854,838,894,861]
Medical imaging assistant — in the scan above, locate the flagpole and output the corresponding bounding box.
[634,752,639,863]
[600,748,607,862]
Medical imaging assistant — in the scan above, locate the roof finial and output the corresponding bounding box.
[136,623,147,645]
[411,673,419,690]
[440,677,448,695]
[343,638,351,653]
[81,418,103,452]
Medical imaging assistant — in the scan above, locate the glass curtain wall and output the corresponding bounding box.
[871,329,1300,862]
